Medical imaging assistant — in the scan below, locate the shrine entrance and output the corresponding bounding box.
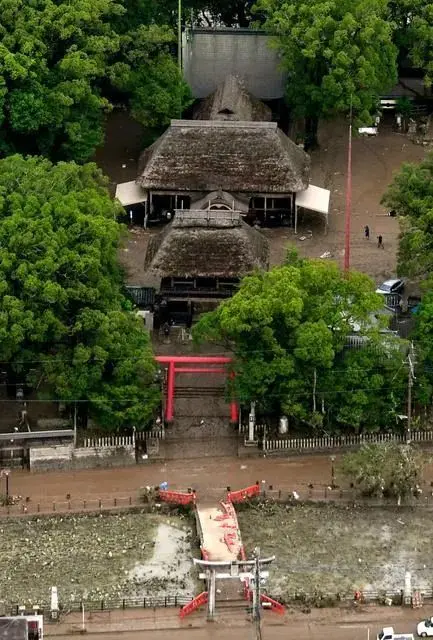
[155,356,237,424]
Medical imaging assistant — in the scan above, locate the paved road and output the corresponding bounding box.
[4,452,433,513]
[47,606,428,638]
[7,455,338,503]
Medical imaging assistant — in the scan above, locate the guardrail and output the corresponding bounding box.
[9,594,193,617]
[227,483,260,503]
[0,430,74,442]
[158,489,197,506]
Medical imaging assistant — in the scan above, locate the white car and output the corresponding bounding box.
[375,279,404,296]
[417,618,433,637]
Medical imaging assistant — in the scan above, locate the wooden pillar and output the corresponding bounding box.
[230,370,238,424]
[264,196,267,224]
[165,361,176,423]
[207,569,216,620]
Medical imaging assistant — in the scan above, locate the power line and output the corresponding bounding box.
[0,383,419,404]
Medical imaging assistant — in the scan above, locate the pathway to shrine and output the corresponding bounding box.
[158,484,285,620]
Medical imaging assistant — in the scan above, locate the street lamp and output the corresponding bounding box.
[0,469,10,500]
[330,456,336,489]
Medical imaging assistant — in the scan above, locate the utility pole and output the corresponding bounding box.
[252,547,263,640]
[407,342,416,444]
[178,0,182,118]
[344,96,353,272]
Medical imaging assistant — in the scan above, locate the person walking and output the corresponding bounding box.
[364,225,370,239]
[377,234,384,249]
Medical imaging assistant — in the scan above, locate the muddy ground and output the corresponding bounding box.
[108,114,429,288]
[237,503,433,600]
[1,512,196,607]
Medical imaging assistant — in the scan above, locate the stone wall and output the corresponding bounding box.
[72,445,135,469]
[29,444,136,471]
[29,445,74,471]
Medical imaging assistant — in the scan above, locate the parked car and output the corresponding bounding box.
[377,627,414,640]
[375,279,405,296]
[417,618,433,637]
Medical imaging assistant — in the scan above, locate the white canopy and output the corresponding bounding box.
[295,184,330,233]
[115,181,146,207]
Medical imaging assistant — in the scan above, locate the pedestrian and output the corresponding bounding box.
[364,225,370,239]
[377,234,384,249]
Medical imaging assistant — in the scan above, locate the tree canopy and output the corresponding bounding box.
[0,154,160,430]
[0,0,191,163]
[382,151,433,280]
[389,0,433,87]
[382,152,433,414]
[339,443,424,502]
[254,0,397,147]
[193,252,406,432]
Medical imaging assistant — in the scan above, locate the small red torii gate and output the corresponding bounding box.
[155,356,237,423]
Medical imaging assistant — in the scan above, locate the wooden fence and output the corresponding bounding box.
[8,594,193,617]
[82,429,164,448]
[263,429,433,452]
[8,586,433,618]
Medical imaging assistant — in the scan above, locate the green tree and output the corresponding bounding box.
[0,0,191,162]
[394,0,433,88]
[255,0,398,147]
[109,24,192,131]
[193,253,405,432]
[381,152,433,279]
[339,443,424,503]
[321,341,407,432]
[0,0,124,161]
[382,152,433,415]
[117,0,256,29]
[0,154,160,430]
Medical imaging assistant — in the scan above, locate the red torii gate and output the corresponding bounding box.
[155,356,237,424]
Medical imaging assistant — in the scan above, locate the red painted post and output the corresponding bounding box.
[166,361,176,422]
[229,370,238,423]
[173,367,227,374]
[156,356,231,364]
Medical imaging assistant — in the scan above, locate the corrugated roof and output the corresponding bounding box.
[0,618,28,640]
[182,29,287,99]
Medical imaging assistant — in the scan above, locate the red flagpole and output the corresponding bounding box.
[344,101,353,272]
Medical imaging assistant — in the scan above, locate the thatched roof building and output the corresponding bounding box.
[144,210,269,279]
[137,120,309,194]
[116,74,329,236]
[194,74,272,122]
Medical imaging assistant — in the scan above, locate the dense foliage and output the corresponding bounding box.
[193,253,407,433]
[0,0,191,163]
[382,152,433,280]
[339,443,424,502]
[382,152,433,412]
[1,0,431,159]
[0,155,160,429]
[254,0,397,147]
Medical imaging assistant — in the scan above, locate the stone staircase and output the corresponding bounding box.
[161,416,239,459]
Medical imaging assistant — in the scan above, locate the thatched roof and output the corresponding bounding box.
[194,75,272,122]
[144,210,269,279]
[137,120,310,193]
